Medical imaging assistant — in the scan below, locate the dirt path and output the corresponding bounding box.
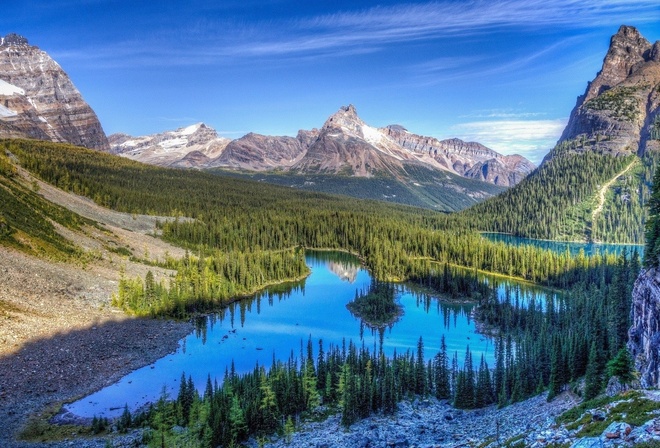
[591,159,637,221]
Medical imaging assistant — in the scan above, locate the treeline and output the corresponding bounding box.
[476,249,638,404]
[4,140,625,298]
[113,248,308,317]
[113,335,495,447]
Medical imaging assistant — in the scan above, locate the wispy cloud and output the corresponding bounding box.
[54,0,660,67]
[453,118,568,163]
[460,109,548,119]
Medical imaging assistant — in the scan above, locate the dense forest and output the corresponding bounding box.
[2,138,623,318]
[462,143,659,244]
[0,139,648,445]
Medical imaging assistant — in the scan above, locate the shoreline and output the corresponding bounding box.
[479,231,645,248]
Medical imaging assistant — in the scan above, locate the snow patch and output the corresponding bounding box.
[361,124,383,145]
[0,79,25,96]
[0,103,17,117]
[158,137,188,150]
[179,123,202,136]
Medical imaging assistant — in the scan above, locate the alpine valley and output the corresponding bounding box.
[3,22,660,448]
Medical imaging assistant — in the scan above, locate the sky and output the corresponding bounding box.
[2,1,659,164]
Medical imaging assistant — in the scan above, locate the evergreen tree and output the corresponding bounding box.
[584,342,602,400]
[433,335,451,400]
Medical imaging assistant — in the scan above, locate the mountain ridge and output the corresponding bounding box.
[112,104,534,188]
[0,33,109,151]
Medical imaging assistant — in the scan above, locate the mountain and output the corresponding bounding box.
[109,123,230,168]
[112,104,533,188]
[382,125,533,187]
[111,105,533,211]
[464,25,660,244]
[551,25,660,159]
[0,33,108,151]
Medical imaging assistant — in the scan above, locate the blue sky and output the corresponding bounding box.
[2,1,658,163]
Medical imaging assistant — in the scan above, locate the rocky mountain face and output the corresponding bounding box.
[629,268,660,388]
[208,131,311,171]
[113,104,533,188]
[383,126,534,186]
[109,123,230,168]
[0,33,108,151]
[550,25,660,160]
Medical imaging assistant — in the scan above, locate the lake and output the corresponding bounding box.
[65,251,497,418]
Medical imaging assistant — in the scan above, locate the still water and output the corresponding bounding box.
[481,232,643,257]
[66,252,495,418]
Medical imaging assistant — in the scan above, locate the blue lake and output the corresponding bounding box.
[66,252,497,418]
[67,232,631,419]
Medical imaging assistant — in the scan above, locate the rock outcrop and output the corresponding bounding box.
[550,25,660,160]
[0,33,109,151]
[629,268,660,388]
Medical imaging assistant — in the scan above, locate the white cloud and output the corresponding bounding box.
[452,119,568,164]
[54,0,660,67]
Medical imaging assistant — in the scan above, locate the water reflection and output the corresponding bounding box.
[66,251,505,418]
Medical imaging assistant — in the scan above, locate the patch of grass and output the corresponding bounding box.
[584,85,643,122]
[559,391,660,438]
[636,442,660,448]
[18,403,93,443]
[557,394,621,424]
[501,433,525,447]
[105,244,132,257]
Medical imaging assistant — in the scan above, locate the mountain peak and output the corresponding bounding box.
[322,104,365,134]
[0,33,109,150]
[550,25,659,161]
[582,25,652,103]
[0,33,29,47]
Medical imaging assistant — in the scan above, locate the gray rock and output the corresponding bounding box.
[629,269,660,388]
[570,437,603,448]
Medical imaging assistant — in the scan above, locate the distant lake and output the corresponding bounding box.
[67,251,506,419]
[481,233,643,257]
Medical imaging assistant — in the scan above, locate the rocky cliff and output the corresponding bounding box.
[550,25,660,160]
[629,268,660,388]
[0,33,109,151]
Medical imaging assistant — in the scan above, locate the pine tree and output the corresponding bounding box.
[415,337,426,396]
[434,335,451,400]
[585,342,602,400]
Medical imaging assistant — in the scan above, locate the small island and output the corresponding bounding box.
[346,279,403,329]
